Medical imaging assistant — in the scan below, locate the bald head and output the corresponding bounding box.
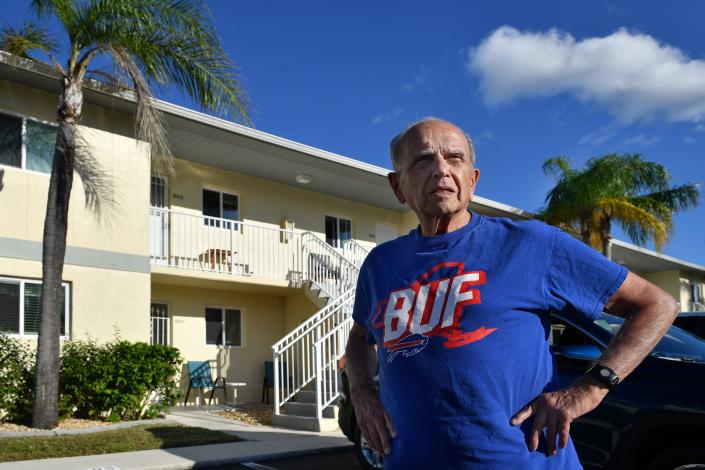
[390,118,476,171]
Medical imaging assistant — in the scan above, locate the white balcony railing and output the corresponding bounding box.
[150,207,304,282]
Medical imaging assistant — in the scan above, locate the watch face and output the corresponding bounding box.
[599,368,611,377]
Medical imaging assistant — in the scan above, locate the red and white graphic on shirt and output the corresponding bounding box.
[371,262,496,362]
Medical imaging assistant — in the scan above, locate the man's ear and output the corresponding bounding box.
[387,172,406,204]
[468,168,481,199]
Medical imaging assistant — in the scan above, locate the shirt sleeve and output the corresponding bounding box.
[352,261,376,345]
[544,227,628,321]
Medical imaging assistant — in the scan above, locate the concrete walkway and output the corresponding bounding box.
[0,408,352,470]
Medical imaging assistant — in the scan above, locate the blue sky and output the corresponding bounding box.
[3,1,704,266]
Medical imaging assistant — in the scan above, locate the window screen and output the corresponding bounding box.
[0,282,20,334]
[205,307,223,345]
[325,216,338,247]
[22,283,66,336]
[203,189,221,219]
[0,114,22,168]
[339,218,352,244]
[224,309,241,346]
[26,120,58,173]
[222,193,239,222]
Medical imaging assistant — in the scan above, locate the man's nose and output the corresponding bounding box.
[431,154,450,177]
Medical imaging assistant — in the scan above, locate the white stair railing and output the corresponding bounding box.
[272,288,355,412]
[342,239,370,268]
[302,232,358,298]
[314,315,354,419]
[272,232,360,414]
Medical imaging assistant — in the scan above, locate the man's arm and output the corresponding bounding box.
[511,271,678,455]
[345,322,397,455]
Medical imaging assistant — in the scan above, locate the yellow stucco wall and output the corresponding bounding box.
[284,292,319,332]
[0,257,149,343]
[151,283,317,403]
[679,271,705,311]
[0,78,151,344]
[0,127,150,255]
[0,78,135,138]
[166,159,405,246]
[640,270,681,305]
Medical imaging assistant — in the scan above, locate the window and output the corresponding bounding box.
[0,111,58,174]
[325,215,352,248]
[205,307,241,346]
[203,189,239,228]
[692,283,703,304]
[0,278,69,336]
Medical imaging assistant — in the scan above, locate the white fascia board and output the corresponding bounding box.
[612,239,705,274]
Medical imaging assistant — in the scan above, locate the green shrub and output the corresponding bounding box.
[0,335,182,424]
[0,334,35,423]
[60,339,182,421]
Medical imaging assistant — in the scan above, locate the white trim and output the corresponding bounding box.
[0,108,59,176]
[324,214,353,249]
[20,117,26,170]
[0,275,70,338]
[201,186,241,222]
[204,304,243,349]
[611,239,705,273]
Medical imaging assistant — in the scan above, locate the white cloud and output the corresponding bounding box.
[371,107,403,125]
[624,134,660,147]
[401,65,430,92]
[473,129,495,142]
[579,125,617,146]
[684,136,697,144]
[468,26,705,123]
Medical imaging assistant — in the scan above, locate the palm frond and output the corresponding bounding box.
[109,46,173,177]
[0,23,57,59]
[74,129,118,223]
[70,0,250,122]
[542,156,573,180]
[540,152,699,251]
[642,183,701,212]
[597,197,670,250]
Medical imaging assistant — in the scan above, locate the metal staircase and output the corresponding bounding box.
[270,237,369,431]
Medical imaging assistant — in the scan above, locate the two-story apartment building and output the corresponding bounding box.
[1,52,704,430]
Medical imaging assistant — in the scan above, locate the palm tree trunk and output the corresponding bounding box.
[32,79,81,429]
[600,218,612,259]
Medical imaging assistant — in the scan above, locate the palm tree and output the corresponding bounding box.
[539,154,700,257]
[1,0,249,429]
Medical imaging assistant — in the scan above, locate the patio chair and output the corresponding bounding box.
[183,360,226,406]
[262,360,288,404]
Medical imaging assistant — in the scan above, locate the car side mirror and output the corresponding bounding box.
[554,344,601,361]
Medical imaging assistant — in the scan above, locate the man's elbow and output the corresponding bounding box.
[659,292,679,323]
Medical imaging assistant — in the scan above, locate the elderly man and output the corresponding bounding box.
[345,118,678,469]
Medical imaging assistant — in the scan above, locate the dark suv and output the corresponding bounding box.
[338,312,705,470]
[674,312,705,340]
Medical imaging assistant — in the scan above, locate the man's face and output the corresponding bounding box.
[389,121,480,219]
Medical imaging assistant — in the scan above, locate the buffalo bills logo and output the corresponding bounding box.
[371,262,496,363]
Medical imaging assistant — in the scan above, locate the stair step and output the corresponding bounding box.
[270,413,339,432]
[293,390,317,404]
[283,402,338,419]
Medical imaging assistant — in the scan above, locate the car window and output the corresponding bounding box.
[595,313,705,363]
[673,317,705,340]
[550,321,596,348]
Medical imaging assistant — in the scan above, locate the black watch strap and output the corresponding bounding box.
[586,364,620,390]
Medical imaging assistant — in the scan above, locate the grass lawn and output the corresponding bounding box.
[0,424,243,463]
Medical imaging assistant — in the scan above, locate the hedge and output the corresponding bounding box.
[0,334,182,423]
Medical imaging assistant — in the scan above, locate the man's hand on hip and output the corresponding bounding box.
[510,378,608,455]
[351,384,397,456]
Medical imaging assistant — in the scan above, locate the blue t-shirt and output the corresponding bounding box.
[352,212,627,470]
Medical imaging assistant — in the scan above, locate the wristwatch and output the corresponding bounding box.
[586,364,620,391]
